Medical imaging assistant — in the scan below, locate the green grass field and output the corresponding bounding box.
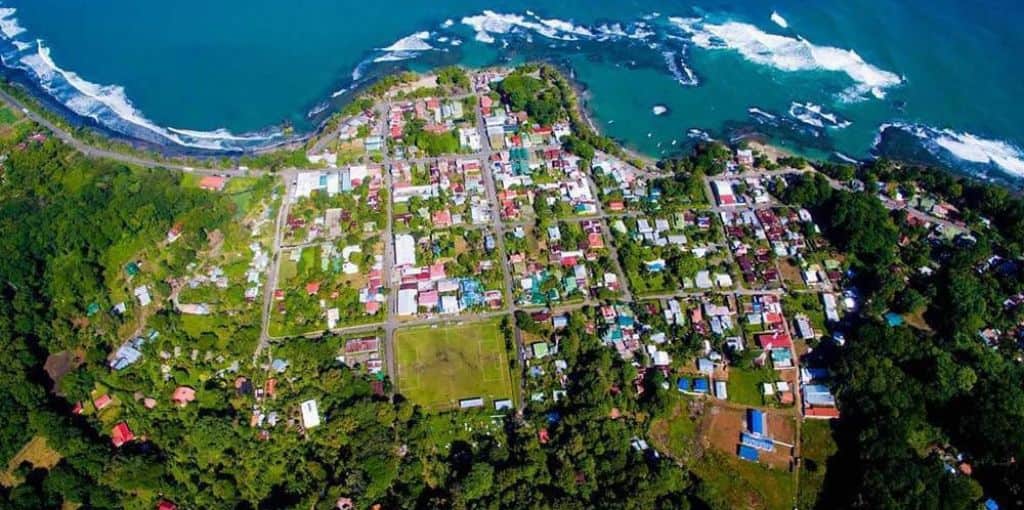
[395,319,514,411]
[0,106,19,126]
[728,366,777,407]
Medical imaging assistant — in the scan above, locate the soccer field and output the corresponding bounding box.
[395,319,515,411]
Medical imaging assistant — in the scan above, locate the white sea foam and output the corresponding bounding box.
[461,10,594,44]
[688,128,712,141]
[747,107,777,120]
[789,101,850,129]
[834,152,859,164]
[669,17,902,100]
[652,105,668,115]
[450,38,462,46]
[441,19,455,28]
[17,40,276,150]
[373,53,414,63]
[380,31,432,52]
[884,123,1024,177]
[662,50,699,86]
[770,11,789,29]
[0,7,25,39]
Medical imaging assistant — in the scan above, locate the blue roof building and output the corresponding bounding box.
[748,409,766,436]
[677,378,691,392]
[738,445,759,462]
[741,433,775,452]
[693,378,709,393]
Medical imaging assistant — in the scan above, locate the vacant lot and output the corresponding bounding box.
[395,319,514,411]
[0,436,62,487]
[798,419,838,509]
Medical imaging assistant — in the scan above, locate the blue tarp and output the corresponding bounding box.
[741,433,775,452]
[885,312,905,327]
[693,378,709,393]
[748,409,765,436]
[738,445,759,462]
[677,378,691,392]
[985,499,999,510]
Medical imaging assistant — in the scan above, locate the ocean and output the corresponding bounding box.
[0,0,1022,181]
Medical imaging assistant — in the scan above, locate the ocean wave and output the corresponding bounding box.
[14,40,278,151]
[789,101,850,129]
[461,10,594,44]
[662,50,699,86]
[770,11,789,29]
[380,31,433,52]
[883,123,1024,178]
[747,107,777,120]
[373,53,415,63]
[668,17,902,101]
[0,7,25,38]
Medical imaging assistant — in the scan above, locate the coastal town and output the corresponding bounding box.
[0,64,1015,510]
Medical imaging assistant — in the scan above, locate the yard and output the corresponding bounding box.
[797,419,838,509]
[394,319,515,411]
[728,366,777,407]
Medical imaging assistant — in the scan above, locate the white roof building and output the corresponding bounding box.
[395,234,416,267]
[300,400,321,429]
[398,289,418,316]
[134,286,152,307]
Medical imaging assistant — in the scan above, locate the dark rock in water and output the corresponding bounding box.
[892,100,907,112]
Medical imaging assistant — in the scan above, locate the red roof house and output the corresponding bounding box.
[111,422,135,447]
[157,500,178,510]
[756,332,793,350]
[198,176,226,192]
[172,386,196,406]
[305,281,321,295]
[94,394,113,410]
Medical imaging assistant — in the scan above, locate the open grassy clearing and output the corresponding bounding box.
[0,436,63,487]
[395,318,514,411]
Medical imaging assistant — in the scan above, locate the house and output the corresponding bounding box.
[166,223,184,243]
[494,399,513,411]
[305,281,321,296]
[794,315,815,340]
[157,500,178,510]
[134,285,152,307]
[459,397,484,409]
[395,234,416,267]
[111,421,134,447]
[459,127,481,151]
[736,149,754,167]
[300,399,321,429]
[532,342,551,358]
[199,175,226,191]
[757,332,793,350]
[397,289,418,316]
[713,181,737,206]
[172,386,196,406]
[714,380,728,400]
[94,394,113,410]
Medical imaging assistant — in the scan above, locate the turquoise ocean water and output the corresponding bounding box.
[0,0,1022,180]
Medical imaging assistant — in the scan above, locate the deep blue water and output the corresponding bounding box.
[0,0,1022,180]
